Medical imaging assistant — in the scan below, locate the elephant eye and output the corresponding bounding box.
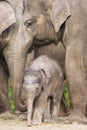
[25,20,36,28]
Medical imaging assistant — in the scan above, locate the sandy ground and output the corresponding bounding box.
[0,112,87,130]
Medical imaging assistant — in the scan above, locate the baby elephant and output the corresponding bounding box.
[23,55,64,126]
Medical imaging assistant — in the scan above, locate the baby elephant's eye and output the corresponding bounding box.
[25,20,35,28]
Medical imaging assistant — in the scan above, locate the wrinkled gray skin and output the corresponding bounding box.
[0,0,87,124]
[20,0,87,123]
[0,0,33,112]
[26,42,66,116]
[23,55,64,126]
[0,0,65,113]
[35,42,65,76]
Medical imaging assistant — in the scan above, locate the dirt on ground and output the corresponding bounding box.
[0,112,87,130]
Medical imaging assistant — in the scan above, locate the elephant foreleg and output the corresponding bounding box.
[43,98,51,122]
[32,92,48,125]
[65,45,87,123]
[0,63,10,113]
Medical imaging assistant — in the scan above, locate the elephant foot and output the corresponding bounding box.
[0,102,10,114]
[0,108,10,114]
[43,118,51,123]
[28,123,32,127]
[43,113,51,123]
[67,110,87,124]
[32,119,42,126]
[27,119,32,127]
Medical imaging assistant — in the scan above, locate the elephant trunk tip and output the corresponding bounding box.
[14,96,27,112]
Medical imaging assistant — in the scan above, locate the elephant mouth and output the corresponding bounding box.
[28,38,54,53]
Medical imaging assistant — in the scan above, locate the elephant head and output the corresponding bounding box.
[23,0,70,48]
[23,69,43,97]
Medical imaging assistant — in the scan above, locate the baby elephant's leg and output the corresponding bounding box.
[43,98,51,122]
[51,91,62,120]
[51,77,63,120]
[32,91,47,125]
[51,95,59,120]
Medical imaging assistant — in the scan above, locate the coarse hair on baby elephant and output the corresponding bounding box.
[23,55,64,126]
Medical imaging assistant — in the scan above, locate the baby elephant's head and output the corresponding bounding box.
[23,69,45,97]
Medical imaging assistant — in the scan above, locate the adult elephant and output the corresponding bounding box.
[0,0,34,112]
[22,0,87,123]
[35,43,66,116]
[0,0,65,113]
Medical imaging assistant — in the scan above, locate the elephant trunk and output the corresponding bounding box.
[3,46,28,112]
[13,54,27,112]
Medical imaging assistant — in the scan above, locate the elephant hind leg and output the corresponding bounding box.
[65,46,87,123]
[43,97,51,122]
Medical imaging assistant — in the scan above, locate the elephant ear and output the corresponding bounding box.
[0,1,16,35]
[39,69,50,91]
[47,0,71,32]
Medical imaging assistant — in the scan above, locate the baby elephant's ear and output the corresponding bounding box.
[0,1,16,35]
[39,69,50,91]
